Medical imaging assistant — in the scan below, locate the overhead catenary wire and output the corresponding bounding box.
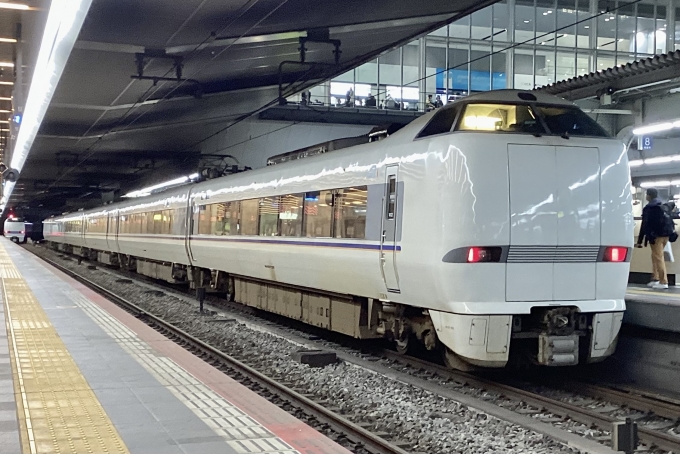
[48,0,642,195]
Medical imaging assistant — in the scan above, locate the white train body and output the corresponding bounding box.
[4,219,26,243]
[44,90,633,368]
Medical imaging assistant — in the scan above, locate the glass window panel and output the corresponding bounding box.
[430,24,448,37]
[492,2,510,41]
[576,52,590,76]
[556,0,577,47]
[637,4,656,55]
[334,187,367,239]
[534,105,609,137]
[174,208,187,236]
[536,0,557,46]
[240,199,259,235]
[470,46,492,92]
[259,196,280,236]
[556,51,575,81]
[515,0,535,42]
[304,191,333,238]
[198,205,211,234]
[152,211,163,235]
[535,50,553,86]
[576,0,592,48]
[471,6,492,40]
[450,13,470,39]
[597,0,616,51]
[417,106,460,138]
[456,103,544,134]
[207,203,228,235]
[597,55,616,71]
[676,7,680,50]
[491,49,507,89]
[448,46,470,95]
[514,51,535,90]
[279,194,303,237]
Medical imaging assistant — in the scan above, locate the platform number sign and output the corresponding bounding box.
[639,135,653,150]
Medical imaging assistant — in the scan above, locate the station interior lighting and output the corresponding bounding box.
[628,154,680,167]
[639,180,680,188]
[0,62,14,68]
[122,173,200,198]
[632,120,680,135]
[0,37,16,43]
[0,2,29,10]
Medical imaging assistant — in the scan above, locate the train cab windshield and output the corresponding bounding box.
[417,101,609,138]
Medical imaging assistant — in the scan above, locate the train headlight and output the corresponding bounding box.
[466,247,502,263]
[603,246,628,263]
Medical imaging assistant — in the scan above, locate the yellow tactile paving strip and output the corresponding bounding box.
[0,243,129,454]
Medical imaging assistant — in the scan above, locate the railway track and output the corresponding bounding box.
[37,253,410,454]
[33,247,680,453]
[375,350,680,453]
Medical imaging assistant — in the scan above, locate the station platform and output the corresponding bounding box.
[625,284,680,334]
[0,238,349,454]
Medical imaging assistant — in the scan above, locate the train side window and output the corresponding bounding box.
[228,201,240,235]
[198,205,211,235]
[259,196,280,236]
[386,177,396,219]
[173,208,187,236]
[280,194,303,237]
[240,199,259,235]
[161,210,173,235]
[303,191,333,238]
[334,186,368,239]
[416,106,460,138]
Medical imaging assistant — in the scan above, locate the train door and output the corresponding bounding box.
[380,165,400,293]
[184,192,197,263]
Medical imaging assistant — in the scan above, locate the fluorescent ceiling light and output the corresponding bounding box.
[0,62,14,67]
[0,2,29,10]
[628,159,644,167]
[640,180,670,188]
[0,96,11,100]
[122,173,199,198]
[0,81,13,85]
[644,156,677,164]
[0,38,17,43]
[632,122,674,135]
[2,0,93,216]
[0,109,10,113]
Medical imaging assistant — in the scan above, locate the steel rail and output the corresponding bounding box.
[379,350,680,453]
[38,254,409,454]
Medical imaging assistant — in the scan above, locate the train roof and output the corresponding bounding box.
[453,89,575,106]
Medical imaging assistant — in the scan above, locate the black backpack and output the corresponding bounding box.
[661,203,678,242]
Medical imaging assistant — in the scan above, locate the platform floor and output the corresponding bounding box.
[0,239,350,454]
[625,284,680,333]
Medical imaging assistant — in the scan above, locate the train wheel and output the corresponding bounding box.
[395,334,411,355]
[442,347,477,372]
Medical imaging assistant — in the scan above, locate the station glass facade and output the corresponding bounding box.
[302,0,680,110]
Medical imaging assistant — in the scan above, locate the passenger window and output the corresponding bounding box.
[173,208,187,236]
[416,106,459,138]
[280,194,303,237]
[162,210,173,235]
[198,205,211,234]
[456,103,542,133]
[303,191,334,238]
[240,199,259,235]
[259,196,280,236]
[334,187,368,239]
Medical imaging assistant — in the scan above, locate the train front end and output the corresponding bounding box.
[424,91,634,368]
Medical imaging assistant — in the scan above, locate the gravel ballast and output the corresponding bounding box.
[31,246,591,453]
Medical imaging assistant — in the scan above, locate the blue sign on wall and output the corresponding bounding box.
[639,135,653,150]
[435,68,507,92]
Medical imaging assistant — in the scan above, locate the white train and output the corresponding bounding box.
[44,90,634,369]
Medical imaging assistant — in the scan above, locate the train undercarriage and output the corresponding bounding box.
[50,242,621,370]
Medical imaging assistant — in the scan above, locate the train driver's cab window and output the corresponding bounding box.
[533,106,609,137]
[416,106,460,138]
[456,103,542,134]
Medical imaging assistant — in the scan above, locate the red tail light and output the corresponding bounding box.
[467,247,502,263]
[604,246,628,262]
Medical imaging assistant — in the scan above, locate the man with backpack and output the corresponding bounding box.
[636,188,678,289]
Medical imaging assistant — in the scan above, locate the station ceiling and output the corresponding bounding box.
[11,0,497,213]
